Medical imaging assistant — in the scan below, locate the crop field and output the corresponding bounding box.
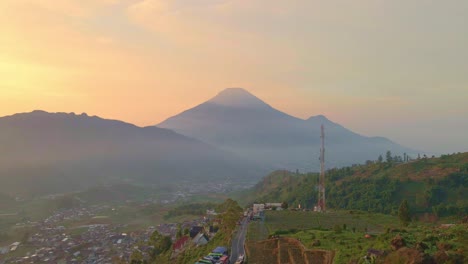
[246,237,334,264]
[290,229,388,263]
[247,209,467,263]
[246,210,399,243]
[246,220,269,241]
[246,210,401,263]
[264,210,398,234]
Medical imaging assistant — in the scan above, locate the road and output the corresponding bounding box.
[230,217,248,263]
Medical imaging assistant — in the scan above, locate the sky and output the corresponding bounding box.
[0,0,467,154]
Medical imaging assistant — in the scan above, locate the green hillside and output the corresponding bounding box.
[240,152,468,217]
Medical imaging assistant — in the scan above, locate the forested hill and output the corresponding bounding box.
[240,152,468,217]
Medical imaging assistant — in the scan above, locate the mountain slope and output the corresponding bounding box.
[238,153,468,216]
[158,88,415,170]
[0,110,265,196]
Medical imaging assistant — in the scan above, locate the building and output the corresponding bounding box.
[265,203,283,209]
[173,236,190,253]
[193,233,209,246]
[189,226,204,238]
[253,204,265,213]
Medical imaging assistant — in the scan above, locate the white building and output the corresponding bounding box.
[265,203,283,209]
[253,204,265,213]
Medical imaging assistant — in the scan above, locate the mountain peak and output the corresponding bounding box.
[307,114,329,122]
[208,88,270,108]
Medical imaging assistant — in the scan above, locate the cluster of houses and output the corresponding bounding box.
[0,222,158,263]
[172,217,221,256]
[0,206,225,264]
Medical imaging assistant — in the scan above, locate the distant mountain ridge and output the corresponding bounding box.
[0,110,265,196]
[158,88,415,171]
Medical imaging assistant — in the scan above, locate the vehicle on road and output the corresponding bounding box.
[234,254,244,264]
[212,246,229,255]
[195,260,212,264]
[217,255,229,264]
[195,246,229,264]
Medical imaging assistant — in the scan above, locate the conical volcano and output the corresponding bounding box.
[158,88,414,171]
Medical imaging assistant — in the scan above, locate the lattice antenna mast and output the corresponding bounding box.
[318,124,326,211]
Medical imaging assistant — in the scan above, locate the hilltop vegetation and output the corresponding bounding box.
[240,152,468,217]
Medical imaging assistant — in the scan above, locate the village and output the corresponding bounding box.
[0,200,288,264]
[0,204,223,264]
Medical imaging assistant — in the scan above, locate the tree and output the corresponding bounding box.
[130,250,144,264]
[149,231,172,258]
[281,201,289,209]
[386,151,393,163]
[398,199,411,227]
[333,224,342,234]
[176,225,183,239]
[378,155,383,163]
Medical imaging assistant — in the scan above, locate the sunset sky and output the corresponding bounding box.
[0,0,467,153]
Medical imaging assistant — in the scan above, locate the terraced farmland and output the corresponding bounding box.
[245,210,400,263]
[245,237,334,264]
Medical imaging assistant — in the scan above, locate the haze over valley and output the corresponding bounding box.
[0,88,419,198]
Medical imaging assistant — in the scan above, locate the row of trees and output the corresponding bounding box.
[376,150,412,164]
[375,150,438,165]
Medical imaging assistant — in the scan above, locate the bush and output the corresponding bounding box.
[333,224,342,234]
[311,240,321,246]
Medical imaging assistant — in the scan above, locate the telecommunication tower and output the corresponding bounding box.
[317,125,326,212]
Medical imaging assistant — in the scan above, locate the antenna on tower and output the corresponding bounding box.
[316,124,326,212]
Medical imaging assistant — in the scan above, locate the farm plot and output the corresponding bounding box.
[247,220,269,242]
[264,210,396,234]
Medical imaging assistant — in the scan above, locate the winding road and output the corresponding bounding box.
[230,217,248,263]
